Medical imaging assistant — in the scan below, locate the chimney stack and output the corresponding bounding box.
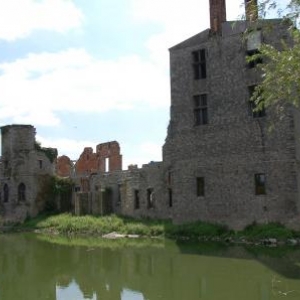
[209,0,226,33]
[245,0,258,21]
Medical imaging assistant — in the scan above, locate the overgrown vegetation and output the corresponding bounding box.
[240,222,300,240]
[245,0,300,111]
[18,214,300,243]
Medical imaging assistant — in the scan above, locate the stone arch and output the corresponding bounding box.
[3,184,9,203]
[18,183,26,202]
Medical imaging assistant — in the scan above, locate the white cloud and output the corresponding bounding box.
[130,0,243,67]
[0,0,84,41]
[122,141,162,169]
[36,135,97,160]
[0,48,169,126]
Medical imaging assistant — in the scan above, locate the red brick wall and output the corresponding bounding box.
[56,155,73,177]
[209,0,226,33]
[75,142,122,176]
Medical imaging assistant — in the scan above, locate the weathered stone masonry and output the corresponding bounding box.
[0,125,57,222]
[1,0,300,229]
[163,4,300,228]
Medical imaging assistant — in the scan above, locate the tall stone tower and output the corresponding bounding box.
[0,125,56,222]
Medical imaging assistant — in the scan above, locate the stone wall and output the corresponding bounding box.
[0,125,57,222]
[163,20,300,229]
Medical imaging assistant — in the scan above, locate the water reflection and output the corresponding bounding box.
[57,280,97,300]
[0,233,300,300]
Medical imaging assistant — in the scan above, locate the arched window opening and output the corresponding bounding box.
[3,184,9,203]
[18,183,26,202]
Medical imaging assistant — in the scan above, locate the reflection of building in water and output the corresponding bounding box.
[1,234,300,300]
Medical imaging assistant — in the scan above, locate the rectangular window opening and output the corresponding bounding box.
[117,184,122,204]
[134,189,140,209]
[192,49,206,80]
[196,177,205,197]
[255,173,266,195]
[105,157,109,172]
[194,94,208,125]
[39,160,43,169]
[147,188,154,209]
[168,188,173,207]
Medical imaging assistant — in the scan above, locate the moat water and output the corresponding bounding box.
[0,233,300,300]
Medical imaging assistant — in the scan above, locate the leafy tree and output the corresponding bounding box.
[246,0,300,111]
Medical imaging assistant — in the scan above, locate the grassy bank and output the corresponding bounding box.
[13,213,300,244]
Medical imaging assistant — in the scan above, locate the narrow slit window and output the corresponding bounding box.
[168,188,173,207]
[3,184,9,203]
[147,188,154,209]
[38,160,43,169]
[105,157,109,172]
[134,189,140,209]
[18,183,26,202]
[196,177,205,197]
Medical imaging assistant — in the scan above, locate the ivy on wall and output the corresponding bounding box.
[34,141,58,163]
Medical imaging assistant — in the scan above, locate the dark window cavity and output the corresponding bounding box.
[134,189,140,209]
[196,177,205,197]
[248,85,265,118]
[255,173,266,195]
[18,183,26,202]
[194,94,208,125]
[147,188,154,209]
[192,49,206,80]
[3,184,9,203]
[117,184,122,205]
[38,160,43,169]
[168,188,173,207]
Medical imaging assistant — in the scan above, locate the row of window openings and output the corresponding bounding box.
[193,87,265,126]
[192,47,261,80]
[132,188,173,210]
[2,183,26,203]
[196,174,266,196]
[132,173,265,208]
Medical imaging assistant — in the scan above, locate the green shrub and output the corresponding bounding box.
[242,222,296,240]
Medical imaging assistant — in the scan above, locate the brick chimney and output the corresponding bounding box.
[245,0,258,21]
[209,0,226,33]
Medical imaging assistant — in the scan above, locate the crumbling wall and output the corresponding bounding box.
[74,142,122,176]
[56,155,73,177]
[0,125,57,223]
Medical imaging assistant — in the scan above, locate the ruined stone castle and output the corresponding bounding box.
[1,0,300,229]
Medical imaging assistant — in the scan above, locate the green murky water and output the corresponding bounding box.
[0,233,300,300]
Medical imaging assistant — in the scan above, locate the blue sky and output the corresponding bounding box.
[0,0,283,168]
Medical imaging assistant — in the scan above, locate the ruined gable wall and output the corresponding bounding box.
[56,155,73,177]
[75,142,122,176]
[75,147,98,175]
